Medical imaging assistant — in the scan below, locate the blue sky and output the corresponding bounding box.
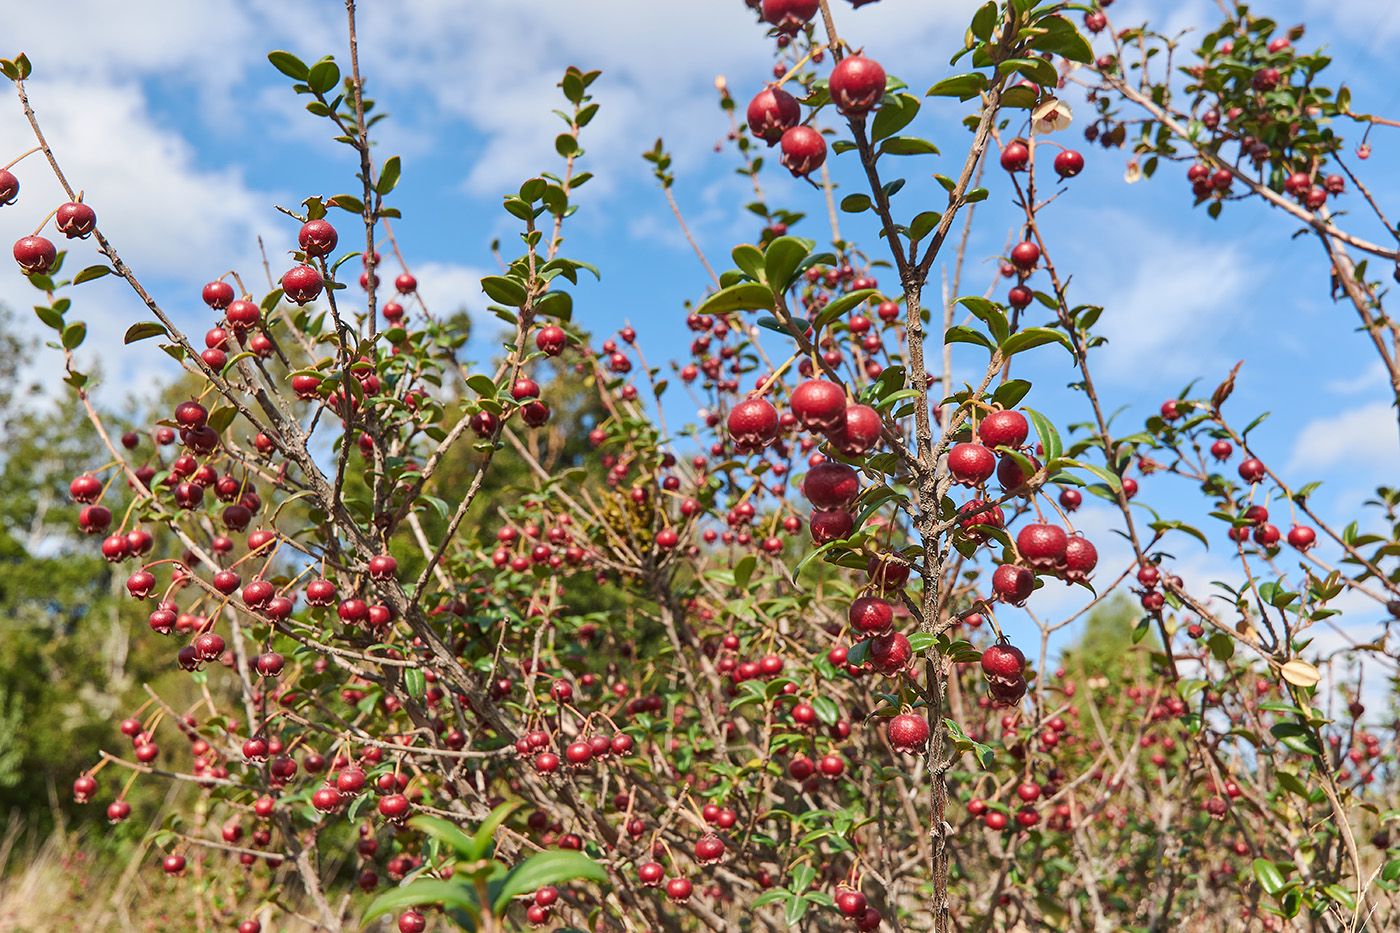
[5,0,1400,691]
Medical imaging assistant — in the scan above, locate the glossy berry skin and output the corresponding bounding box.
[829,55,887,116]
[1053,149,1085,178]
[848,595,894,634]
[0,169,17,205]
[281,264,324,304]
[790,379,846,431]
[761,0,819,33]
[1016,523,1068,571]
[202,280,234,309]
[55,201,97,239]
[1058,487,1082,511]
[638,861,665,887]
[13,235,56,275]
[978,410,1029,449]
[665,877,694,902]
[888,713,929,752]
[809,508,854,544]
[1287,525,1316,551]
[947,442,996,486]
[779,125,827,177]
[869,632,912,674]
[1210,439,1233,460]
[398,911,427,933]
[829,404,882,456]
[298,219,338,257]
[162,854,186,875]
[535,325,567,356]
[1062,536,1099,583]
[802,461,859,509]
[1000,139,1029,172]
[981,643,1025,680]
[1238,458,1266,483]
[1009,241,1041,271]
[728,398,780,452]
[746,86,801,145]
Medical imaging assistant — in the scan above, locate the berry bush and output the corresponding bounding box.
[5,0,1400,930]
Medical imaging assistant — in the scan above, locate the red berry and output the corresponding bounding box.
[948,442,996,486]
[779,125,827,177]
[790,379,846,431]
[761,0,819,33]
[802,461,859,509]
[978,410,1029,449]
[1053,149,1085,178]
[281,264,323,304]
[981,643,1025,680]
[13,235,56,275]
[1016,523,1068,571]
[298,219,338,257]
[829,55,887,116]
[746,86,801,145]
[728,398,780,452]
[55,201,97,239]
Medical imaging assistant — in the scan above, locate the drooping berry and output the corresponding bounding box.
[746,86,801,145]
[829,55,887,116]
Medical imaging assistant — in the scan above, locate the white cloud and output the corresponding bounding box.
[1326,360,1390,396]
[1288,401,1400,474]
[1070,211,1250,384]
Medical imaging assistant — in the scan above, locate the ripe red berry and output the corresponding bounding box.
[1053,149,1085,178]
[1058,487,1082,511]
[728,398,780,452]
[1287,525,1316,551]
[981,643,1025,679]
[746,86,801,145]
[849,595,894,634]
[1000,139,1030,172]
[535,325,567,356]
[298,219,339,257]
[1016,522,1068,571]
[281,264,323,304]
[1009,241,1041,271]
[978,410,1029,449]
[888,713,929,752]
[802,461,859,509]
[55,201,98,239]
[790,379,846,431]
[869,631,912,674]
[1062,535,1098,583]
[0,169,17,205]
[809,508,854,543]
[829,55,887,116]
[779,125,827,177]
[13,235,57,275]
[761,0,819,33]
[829,404,881,456]
[948,442,996,486]
[1238,458,1266,483]
[665,876,694,901]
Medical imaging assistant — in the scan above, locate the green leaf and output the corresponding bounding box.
[377,156,401,196]
[695,282,775,317]
[1000,327,1073,359]
[870,93,920,142]
[1252,858,1286,896]
[61,322,86,350]
[33,306,63,331]
[307,59,341,95]
[72,264,112,284]
[1270,722,1322,756]
[1030,15,1094,64]
[536,290,573,322]
[407,815,479,862]
[481,276,528,307]
[404,667,426,701]
[1023,407,1061,462]
[362,878,480,925]
[945,325,994,352]
[813,288,879,331]
[490,850,609,913]
[970,2,998,40]
[1063,458,1121,494]
[465,802,523,861]
[927,73,988,100]
[879,136,941,157]
[785,895,811,926]
[908,632,937,653]
[908,211,941,241]
[267,50,310,81]
[207,406,237,433]
[763,236,814,293]
[840,193,872,213]
[734,554,757,590]
[811,695,840,727]
[993,379,1032,408]
[731,244,765,282]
